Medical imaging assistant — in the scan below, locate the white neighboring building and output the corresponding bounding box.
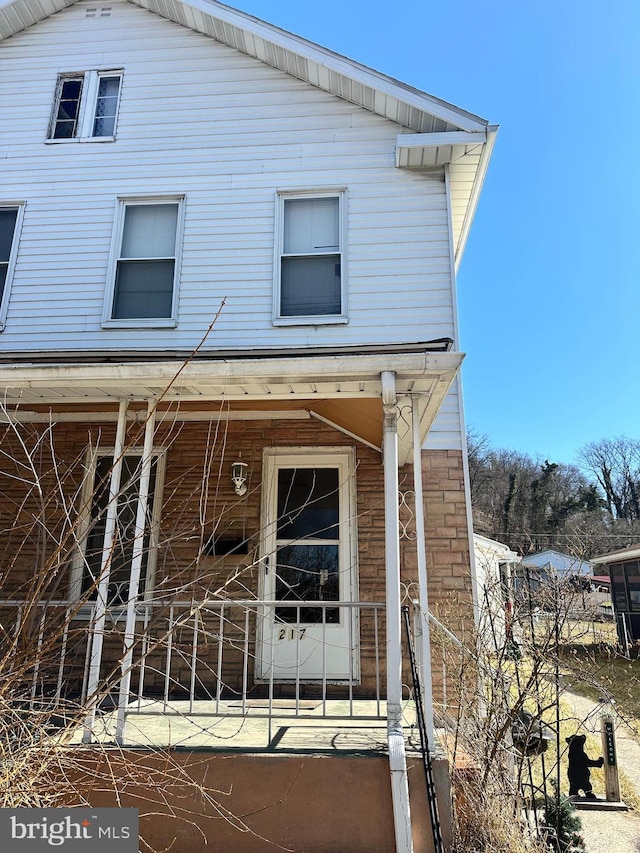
[473,534,519,648]
[516,549,594,593]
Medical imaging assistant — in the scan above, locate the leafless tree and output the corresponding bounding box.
[578,437,640,522]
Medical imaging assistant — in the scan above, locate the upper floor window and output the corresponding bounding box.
[48,70,122,141]
[0,204,25,330]
[103,197,184,327]
[274,190,347,325]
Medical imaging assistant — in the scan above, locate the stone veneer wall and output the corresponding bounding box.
[420,449,475,714]
[0,420,474,706]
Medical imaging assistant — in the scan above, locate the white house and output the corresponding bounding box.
[0,1,496,850]
[515,549,594,594]
[473,533,519,648]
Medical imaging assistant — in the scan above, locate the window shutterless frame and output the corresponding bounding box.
[102,196,185,328]
[47,70,123,142]
[0,203,25,331]
[273,188,348,325]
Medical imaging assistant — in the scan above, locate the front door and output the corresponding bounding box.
[257,448,358,682]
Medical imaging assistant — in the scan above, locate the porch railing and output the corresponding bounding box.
[127,599,386,736]
[1,598,387,744]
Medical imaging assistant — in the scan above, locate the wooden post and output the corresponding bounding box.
[600,715,621,802]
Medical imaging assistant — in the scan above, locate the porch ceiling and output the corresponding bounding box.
[0,349,463,464]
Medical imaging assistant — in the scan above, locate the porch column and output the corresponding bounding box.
[115,398,156,745]
[82,398,128,743]
[381,370,413,853]
[412,394,435,747]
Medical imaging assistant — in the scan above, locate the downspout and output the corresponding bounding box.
[411,394,435,747]
[82,397,128,743]
[115,398,156,745]
[382,370,414,853]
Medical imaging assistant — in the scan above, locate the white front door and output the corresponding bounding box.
[257,448,358,682]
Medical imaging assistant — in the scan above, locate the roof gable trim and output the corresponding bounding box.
[150,0,488,133]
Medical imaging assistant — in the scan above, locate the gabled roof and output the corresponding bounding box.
[0,0,497,265]
[519,549,593,576]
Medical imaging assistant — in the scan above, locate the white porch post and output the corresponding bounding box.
[412,394,435,747]
[115,398,156,745]
[381,370,413,853]
[82,398,128,743]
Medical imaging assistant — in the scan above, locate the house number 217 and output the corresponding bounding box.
[278,627,307,641]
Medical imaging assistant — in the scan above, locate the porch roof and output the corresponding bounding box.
[0,347,463,464]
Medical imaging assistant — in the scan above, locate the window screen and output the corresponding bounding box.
[93,76,121,137]
[280,197,341,317]
[112,203,178,319]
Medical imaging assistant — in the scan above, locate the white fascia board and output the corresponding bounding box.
[173,0,488,132]
[592,546,640,564]
[0,351,464,390]
[396,131,487,150]
[454,125,499,268]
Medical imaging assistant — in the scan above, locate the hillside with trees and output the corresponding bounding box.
[467,431,640,559]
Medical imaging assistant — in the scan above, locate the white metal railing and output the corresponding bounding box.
[1,598,387,743]
[0,600,98,708]
[123,599,386,743]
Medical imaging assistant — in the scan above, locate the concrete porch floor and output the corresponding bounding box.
[73,698,432,755]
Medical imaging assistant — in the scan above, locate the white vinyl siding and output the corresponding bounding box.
[103,197,184,327]
[0,204,24,330]
[0,0,455,353]
[423,385,463,450]
[275,192,346,323]
[48,70,122,141]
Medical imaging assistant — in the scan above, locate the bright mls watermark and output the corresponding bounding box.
[0,808,138,851]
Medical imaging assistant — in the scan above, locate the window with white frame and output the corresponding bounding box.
[104,197,184,325]
[275,191,346,323]
[0,204,24,330]
[48,70,122,141]
[70,450,165,606]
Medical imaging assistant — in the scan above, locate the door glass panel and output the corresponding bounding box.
[276,468,339,539]
[275,544,339,623]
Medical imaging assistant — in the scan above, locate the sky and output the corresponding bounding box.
[228,0,640,466]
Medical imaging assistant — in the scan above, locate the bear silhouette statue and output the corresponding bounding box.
[566,734,604,798]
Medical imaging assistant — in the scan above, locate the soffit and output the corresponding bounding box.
[0,0,76,36]
[0,350,462,464]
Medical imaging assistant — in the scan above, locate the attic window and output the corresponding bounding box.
[47,70,122,141]
[85,7,112,17]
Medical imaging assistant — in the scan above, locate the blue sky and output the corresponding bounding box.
[230,0,639,466]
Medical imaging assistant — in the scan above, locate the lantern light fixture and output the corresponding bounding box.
[231,460,248,496]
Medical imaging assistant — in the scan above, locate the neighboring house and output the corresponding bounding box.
[514,549,594,594]
[473,534,519,648]
[592,545,640,648]
[0,1,497,850]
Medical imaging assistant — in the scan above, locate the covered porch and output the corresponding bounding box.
[0,343,464,853]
